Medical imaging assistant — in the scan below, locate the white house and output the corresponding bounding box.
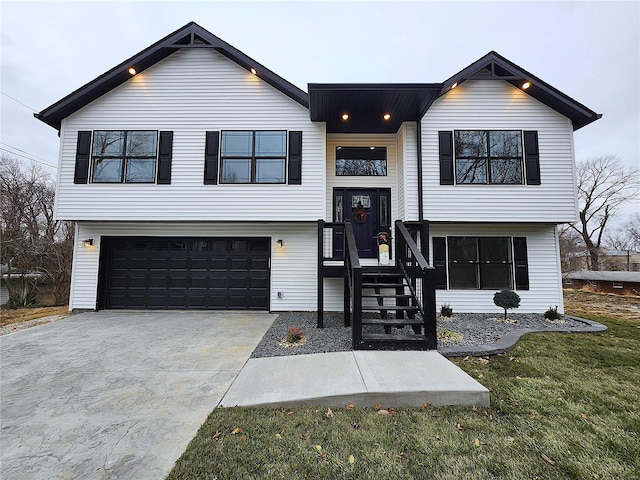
[36,22,600,349]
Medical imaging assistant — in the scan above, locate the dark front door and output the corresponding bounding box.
[333,188,391,258]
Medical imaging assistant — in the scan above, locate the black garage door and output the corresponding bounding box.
[98,237,270,310]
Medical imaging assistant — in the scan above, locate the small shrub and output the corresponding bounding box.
[284,327,304,344]
[7,286,37,309]
[544,305,562,320]
[493,290,521,320]
[440,304,453,318]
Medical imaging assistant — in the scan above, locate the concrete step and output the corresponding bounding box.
[220,351,490,408]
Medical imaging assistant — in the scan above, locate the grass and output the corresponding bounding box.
[0,305,70,326]
[168,293,640,479]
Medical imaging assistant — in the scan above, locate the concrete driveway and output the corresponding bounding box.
[0,311,276,479]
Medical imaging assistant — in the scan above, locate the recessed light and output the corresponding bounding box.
[250,68,257,75]
[370,146,375,150]
[450,82,458,89]
[128,68,137,75]
[522,81,531,90]
[383,113,391,121]
[341,113,349,120]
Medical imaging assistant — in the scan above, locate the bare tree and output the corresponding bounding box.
[605,213,640,252]
[558,224,587,273]
[0,154,73,305]
[570,156,640,270]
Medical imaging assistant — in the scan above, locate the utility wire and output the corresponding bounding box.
[0,145,57,169]
[1,91,37,112]
[0,142,56,167]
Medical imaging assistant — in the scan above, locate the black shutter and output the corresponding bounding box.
[288,131,302,185]
[438,131,454,185]
[204,131,219,185]
[157,131,173,184]
[513,237,530,290]
[523,131,540,185]
[433,237,447,289]
[74,131,92,184]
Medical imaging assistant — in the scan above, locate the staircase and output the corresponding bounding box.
[358,265,432,350]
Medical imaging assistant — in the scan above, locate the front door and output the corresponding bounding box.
[333,188,391,258]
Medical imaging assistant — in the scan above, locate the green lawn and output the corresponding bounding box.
[167,314,639,480]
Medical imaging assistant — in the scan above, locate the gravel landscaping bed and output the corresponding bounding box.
[250,311,592,358]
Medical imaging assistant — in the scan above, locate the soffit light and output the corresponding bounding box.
[450,82,458,89]
[521,81,531,90]
[250,68,257,75]
[383,113,391,121]
[341,113,349,120]
[128,67,137,75]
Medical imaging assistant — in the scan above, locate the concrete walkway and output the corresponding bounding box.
[221,350,489,408]
[0,311,276,480]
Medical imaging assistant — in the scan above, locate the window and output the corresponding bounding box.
[447,237,513,289]
[454,131,523,184]
[613,281,623,289]
[335,147,387,176]
[220,131,286,183]
[91,131,158,183]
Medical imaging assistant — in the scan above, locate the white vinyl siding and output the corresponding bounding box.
[55,48,325,222]
[429,223,564,313]
[398,122,419,221]
[421,80,578,223]
[70,221,318,312]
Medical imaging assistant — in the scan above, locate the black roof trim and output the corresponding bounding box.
[308,83,442,133]
[440,51,602,131]
[35,22,309,130]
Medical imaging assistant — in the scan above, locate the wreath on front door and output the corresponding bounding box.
[353,202,367,224]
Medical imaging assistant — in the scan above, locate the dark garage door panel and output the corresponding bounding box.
[100,237,270,310]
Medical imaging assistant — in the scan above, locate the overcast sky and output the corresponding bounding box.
[1,0,638,217]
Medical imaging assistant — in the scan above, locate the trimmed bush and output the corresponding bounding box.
[493,290,521,320]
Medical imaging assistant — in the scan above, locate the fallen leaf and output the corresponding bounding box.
[374,404,382,411]
[463,356,470,361]
[541,453,555,465]
[325,407,334,418]
[581,413,589,420]
[231,427,243,435]
[212,431,222,441]
[506,436,515,443]
[475,438,481,447]
[275,433,282,440]
[315,445,322,452]
[350,422,360,430]
[396,453,404,460]
[388,407,397,415]
[348,455,355,464]
[377,409,389,415]
[478,373,485,379]
[455,423,463,431]
[299,434,307,441]
[421,403,432,409]
[471,406,478,412]
[345,403,355,410]
[479,358,490,365]
[287,411,294,415]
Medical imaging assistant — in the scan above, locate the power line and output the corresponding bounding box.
[0,145,57,169]
[0,142,56,167]
[1,91,38,112]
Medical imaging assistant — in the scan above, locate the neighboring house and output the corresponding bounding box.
[569,248,640,272]
[36,23,600,347]
[564,270,640,296]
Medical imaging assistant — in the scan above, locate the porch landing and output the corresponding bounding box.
[220,351,489,408]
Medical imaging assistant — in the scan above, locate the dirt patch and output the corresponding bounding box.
[563,289,640,320]
[0,305,70,327]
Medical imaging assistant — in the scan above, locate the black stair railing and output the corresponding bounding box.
[317,219,346,328]
[394,220,437,349]
[343,220,363,348]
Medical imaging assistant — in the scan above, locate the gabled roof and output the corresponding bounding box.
[35,22,309,130]
[439,51,602,130]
